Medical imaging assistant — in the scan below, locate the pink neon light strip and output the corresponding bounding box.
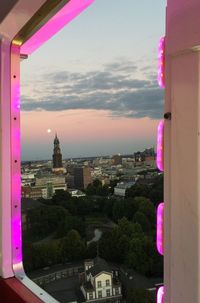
[157,203,164,255]
[156,120,164,172]
[157,37,165,89]
[21,0,94,55]
[11,44,22,268]
[157,286,164,303]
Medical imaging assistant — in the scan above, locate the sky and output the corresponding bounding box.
[21,0,166,161]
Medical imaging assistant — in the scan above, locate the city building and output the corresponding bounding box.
[134,148,155,167]
[144,148,156,167]
[66,173,75,188]
[112,155,122,166]
[114,181,135,197]
[35,175,67,199]
[22,186,42,200]
[74,167,92,190]
[134,151,145,163]
[80,257,122,303]
[68,189,86,198]
[52,134,65,173]
[22,174,67,200]
[21,173,35,186]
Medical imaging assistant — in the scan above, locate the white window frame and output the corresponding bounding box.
[0,36,59,303]
[89,292,93,300]
[106,279,110,286]
[98,290,102,298]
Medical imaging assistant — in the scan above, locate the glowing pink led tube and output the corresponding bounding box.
[157,286,164,303]
[156,120,164,172]
[157,36,165,89]
[21,0,94,55]
[11,44,23,270]
[157,203,164,255]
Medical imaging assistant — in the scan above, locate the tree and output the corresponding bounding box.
[59,230,86,262]
[109,179,118,194]
[112,200,125,222]
[126,175,164,207]
[118,217,135,238]
[148,175,164,205]
[126,183,149,199]
[138,198,155,229]
[99,228,129,263]
[126,289,154,303]
[51,190,71,208]
[56,215,85,238]
[85,241,98,259]
[72,197,92,217]
[86,179,109,197]
[133,211,151,233]
[126,235,163,277]
[103,197,115,218]
[126,236,150,275]
[23,241,61,271]
[96,185,109,197]
[86,183,96,196]
[26,205,69,240]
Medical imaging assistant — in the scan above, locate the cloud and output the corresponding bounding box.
[104,60,137,73]
[21,59,164,120]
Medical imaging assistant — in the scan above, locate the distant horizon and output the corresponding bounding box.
[21,0,165,160]
[21,145,156,162]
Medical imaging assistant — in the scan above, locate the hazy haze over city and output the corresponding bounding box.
[21,0,166,161]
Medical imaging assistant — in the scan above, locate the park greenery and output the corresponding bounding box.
[126,288,155,303]
[23,175,163,279]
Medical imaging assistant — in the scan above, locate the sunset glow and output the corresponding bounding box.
[21,109,158,160]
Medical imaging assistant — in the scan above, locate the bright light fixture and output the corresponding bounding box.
[21,0,94,55]
[157,203,164,255]
[157,286,164,303]
[156,120,164,172]
[157,37,165,89]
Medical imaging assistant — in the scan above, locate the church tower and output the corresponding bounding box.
[52,134,63,170]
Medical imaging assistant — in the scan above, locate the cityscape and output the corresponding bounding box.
[22,134,163,303]
[19,2,165,302]
[2,1,199,303]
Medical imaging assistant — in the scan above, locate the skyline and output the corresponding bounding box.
[21,0,166,160]
[22,127,157,162]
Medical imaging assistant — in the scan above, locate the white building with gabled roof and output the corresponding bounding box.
[80,257,122,303]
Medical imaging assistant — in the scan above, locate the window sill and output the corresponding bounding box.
[0,277,44,303]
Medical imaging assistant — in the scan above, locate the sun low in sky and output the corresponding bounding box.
[21,0,166,161]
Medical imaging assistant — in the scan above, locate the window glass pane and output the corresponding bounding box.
[98,291,102,298]
[21,1,165,303]
[106,279,110,286]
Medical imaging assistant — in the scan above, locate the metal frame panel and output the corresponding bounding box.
[165,1,200,302]
[11,42,23,275]
[0,36,59,301]
[0,0,19,24]
[0,0,47,40]
[10,42,58,303]
[0,37,13,278]
[20,0,94,55]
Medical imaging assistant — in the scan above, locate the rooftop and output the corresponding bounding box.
[86,257,111,277]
